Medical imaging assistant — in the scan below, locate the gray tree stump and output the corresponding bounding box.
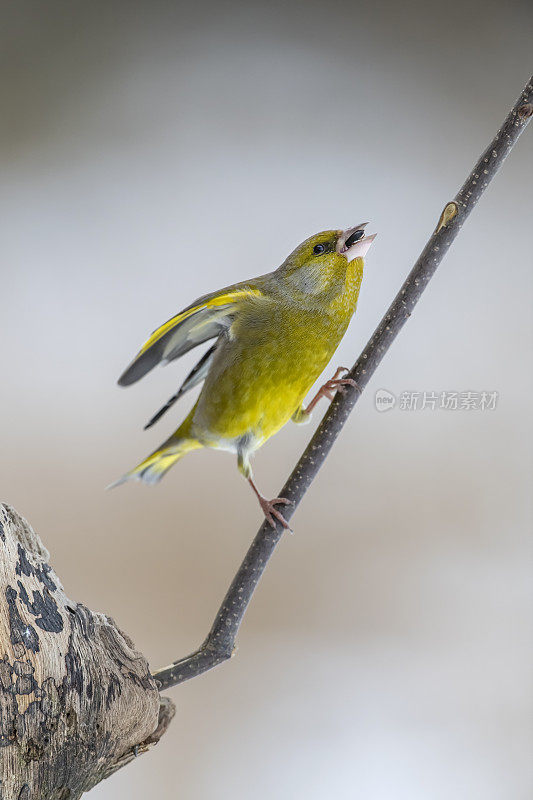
[0,503,175,799]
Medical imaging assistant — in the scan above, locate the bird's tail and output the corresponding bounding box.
[108,411,202,488]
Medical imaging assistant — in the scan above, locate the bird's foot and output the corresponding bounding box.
[305,367,361,414]
[257,495,293,531]
[248,478,293,531]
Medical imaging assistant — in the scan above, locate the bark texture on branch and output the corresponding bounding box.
[0,503,174,800]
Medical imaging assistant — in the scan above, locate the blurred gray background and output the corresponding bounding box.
[1,1,532,798]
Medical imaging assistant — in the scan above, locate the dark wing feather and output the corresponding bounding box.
[143,342,218,429]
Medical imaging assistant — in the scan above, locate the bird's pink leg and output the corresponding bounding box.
[248,477,293,531]
[304,367,361,415]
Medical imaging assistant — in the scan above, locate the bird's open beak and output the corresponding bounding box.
[337,223,377,262]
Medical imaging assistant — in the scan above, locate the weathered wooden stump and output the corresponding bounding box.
[0,503,174,799]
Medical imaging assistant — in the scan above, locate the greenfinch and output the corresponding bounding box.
[111,224,376,528]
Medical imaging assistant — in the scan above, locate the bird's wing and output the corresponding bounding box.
[143,342,217,429]
[118,283,261,386]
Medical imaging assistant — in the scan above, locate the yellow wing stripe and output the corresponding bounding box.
[138,288,261,356]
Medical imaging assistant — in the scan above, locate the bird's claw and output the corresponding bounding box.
[332,367,361,393]
[319,373,359,400]
[304,367,361,414]
[259,496,293,532]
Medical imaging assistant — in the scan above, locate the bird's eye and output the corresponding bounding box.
[344,229,365,248]
[313,243,326,255]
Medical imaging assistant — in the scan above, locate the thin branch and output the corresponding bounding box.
[153,77,533,691]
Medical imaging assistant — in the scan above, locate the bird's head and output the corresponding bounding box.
[277,224,376,299]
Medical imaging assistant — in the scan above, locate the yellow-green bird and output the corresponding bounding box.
[112,224,376,528]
